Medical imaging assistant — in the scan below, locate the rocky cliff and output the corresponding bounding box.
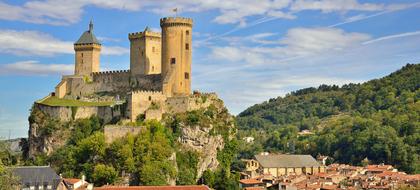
[26,94,236,184]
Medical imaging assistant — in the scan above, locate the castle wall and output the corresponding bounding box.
[35,103,123,123]
[161,17,193,96]
[165,93,218,113]
[64,71,162,97]
[127,91,166,121]
[104,125,143,143]
[55,80,67,98]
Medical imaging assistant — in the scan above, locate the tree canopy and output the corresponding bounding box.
[237,63,420,173]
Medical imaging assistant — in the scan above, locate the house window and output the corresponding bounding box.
[152,66,154,71]
[81,53,83,57]
[141,50,144,56]
[186,30,190,36]
[149,96,151,101]
[152,47,155,52]
[184,72,189,79]
[171,58,176,65]
[185,43,189,50]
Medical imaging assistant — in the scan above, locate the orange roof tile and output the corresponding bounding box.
[94,185,210,190]
[244,187,264,190]
[64,178,81,184]
[239,178,264,185]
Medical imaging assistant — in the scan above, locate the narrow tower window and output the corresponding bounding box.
[186,43,189,50]
[186,30,190,36]
[152,66,154,71]
[185,72,189,79]
[171,58,176,65]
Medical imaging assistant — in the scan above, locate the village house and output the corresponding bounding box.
[10,166,64,190]
[249,153,325,178]
[62,175,93,190]
[93,185,210,190]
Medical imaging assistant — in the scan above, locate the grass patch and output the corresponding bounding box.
[38,96,114,107]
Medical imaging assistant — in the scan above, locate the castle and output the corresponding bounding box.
[52,17,212,122]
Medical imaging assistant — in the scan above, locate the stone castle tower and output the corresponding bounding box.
[160,17,193,97]
[129,27,162,75]
[52,17,199,121]
[74,20,101,76]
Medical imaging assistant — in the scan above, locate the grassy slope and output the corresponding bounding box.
[37,96,114,107]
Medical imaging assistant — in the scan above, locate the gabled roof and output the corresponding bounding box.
[255,154,320,168]
[75,20,101,45]
[10,166,61,186]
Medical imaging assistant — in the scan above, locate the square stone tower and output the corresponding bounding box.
[129,27,162,75]
[74,20,101,76]
[160,17,193,97]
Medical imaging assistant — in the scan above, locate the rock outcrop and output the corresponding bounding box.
[180,126,224,179]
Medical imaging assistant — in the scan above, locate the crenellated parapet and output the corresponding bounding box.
[130,90,164,95]
[129,30,161,41]
[74,43,101,51]
[160,17,193,27]
[91,70,130,76]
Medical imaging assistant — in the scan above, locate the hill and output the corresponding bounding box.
[236,63,420,173]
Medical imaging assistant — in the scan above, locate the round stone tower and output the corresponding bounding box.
[160,17,193,96]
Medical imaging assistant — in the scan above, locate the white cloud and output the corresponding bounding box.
[329,2,420,27]
[195,30,420,114]
[210,27,370,65]
[0,0,402,26]
[279,27,370,56]
[101,46,130,56]
[0,29,128,56]
[363,31,420,45]
[0,60,73,76]
[0,0,142,25]
[291,0,384,12]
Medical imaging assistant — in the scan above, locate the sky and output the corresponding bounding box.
[0,0,420,139]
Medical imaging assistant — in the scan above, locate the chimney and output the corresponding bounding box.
[82,175,86,183]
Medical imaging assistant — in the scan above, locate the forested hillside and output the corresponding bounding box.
[236,64,420,173]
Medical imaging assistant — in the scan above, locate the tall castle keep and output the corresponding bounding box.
[53,17,207,121]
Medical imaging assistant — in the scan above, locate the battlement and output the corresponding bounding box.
[160,17,193,27]
[129,30,161,40]
[91,70,130,76]
[130,90,164,95]
[74,43,101,50]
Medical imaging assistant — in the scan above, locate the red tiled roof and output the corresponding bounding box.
[94,186,210,190]
[64,178,81,184]
[320,185,337,190]
[239,178,264,185]
[244,187,264,190]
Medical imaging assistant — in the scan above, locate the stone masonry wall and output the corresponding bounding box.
[104,125,143,143]
[64,71,163,98]
[127,90,167,121]
[35,103,123,123]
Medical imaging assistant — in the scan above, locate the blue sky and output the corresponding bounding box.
[1,0,420,139]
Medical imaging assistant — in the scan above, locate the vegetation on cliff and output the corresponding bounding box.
[237,63,420,173]
[26,99,238,187]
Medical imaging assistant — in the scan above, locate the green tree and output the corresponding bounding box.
[133,121,176,185]
[92,164,118,186]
